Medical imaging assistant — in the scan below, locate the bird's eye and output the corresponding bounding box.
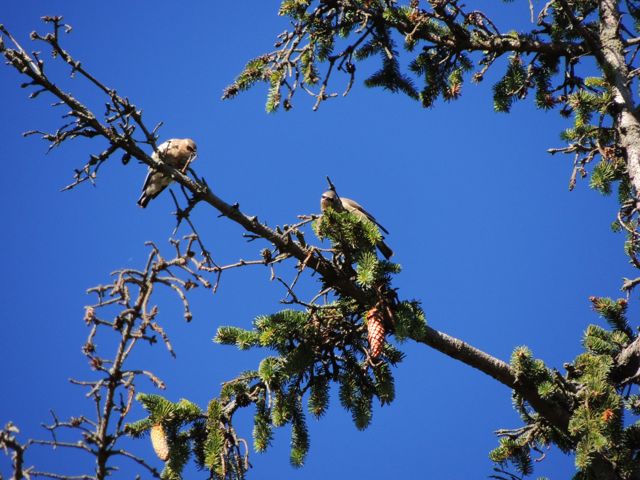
[187,146,196,152]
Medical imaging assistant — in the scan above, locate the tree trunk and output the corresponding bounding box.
[599,0,640,199]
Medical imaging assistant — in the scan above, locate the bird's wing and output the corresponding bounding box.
[341,197,389,234]
[139,144,171,194]
[140,147,162,188]
[140,167,155,193]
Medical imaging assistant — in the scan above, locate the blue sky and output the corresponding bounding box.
[0,2,632,479]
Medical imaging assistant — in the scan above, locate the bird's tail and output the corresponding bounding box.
[137,193,150,208]
[377,240,394,260]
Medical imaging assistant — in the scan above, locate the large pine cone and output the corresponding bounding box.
[366,308,386,359]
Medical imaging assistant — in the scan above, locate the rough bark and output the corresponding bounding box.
[613,335,640,384]
[599,0,640,199]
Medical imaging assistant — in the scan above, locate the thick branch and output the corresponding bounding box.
[403,22,587,58]
[410,325,571,431]
[613,335,640,384]
[358,2,590,58]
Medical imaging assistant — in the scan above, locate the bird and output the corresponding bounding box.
[320,190,394,259]
[137,138,197,208]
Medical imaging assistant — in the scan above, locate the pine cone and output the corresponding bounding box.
[366,307,386,359]
[150,423,169,461]
[602,408,614,422]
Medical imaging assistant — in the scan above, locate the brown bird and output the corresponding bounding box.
[320,190,394,259]
[137,138,197,208]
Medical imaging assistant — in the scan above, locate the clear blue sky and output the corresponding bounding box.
[0,2,631,479]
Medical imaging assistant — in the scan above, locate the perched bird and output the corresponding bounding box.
[137,138,197,208]
[320,190,394,259]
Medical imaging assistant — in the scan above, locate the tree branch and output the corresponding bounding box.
[410,325,572,431]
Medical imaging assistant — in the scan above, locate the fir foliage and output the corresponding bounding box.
[212,302,409,457]
[313,207,382,261]
[222,56,272,101]
[589,297,632,337]
[253,392,273,452]
[493,55,528,113]
[308,375,330,418]
[393,300,428,342]
[192,204,427,469]
[222,0,630,207]
[567,352,622,472]
[492,300,639,478]
[127,394,203,480]
[362,29,419,99]
[127,393,253,480]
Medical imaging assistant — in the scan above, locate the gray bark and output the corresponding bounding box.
[599,0,640,198]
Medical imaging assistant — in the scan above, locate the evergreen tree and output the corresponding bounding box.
[3,2,640,479]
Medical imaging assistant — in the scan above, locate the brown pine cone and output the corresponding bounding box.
[366,307,386,359]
